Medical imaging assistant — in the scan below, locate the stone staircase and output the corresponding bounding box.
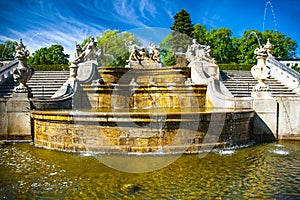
[0,71,69,99]
[220,70,298,97]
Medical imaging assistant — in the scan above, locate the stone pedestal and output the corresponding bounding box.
[251,91,272,99]
[6,93,32,140]
[126,60,162,69]
[252,96,277,142]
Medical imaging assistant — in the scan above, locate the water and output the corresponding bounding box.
[1,141,300,199]
[246,31,261,47]
[262,1,278,32]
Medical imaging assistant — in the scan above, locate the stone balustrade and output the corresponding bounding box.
[267,56,300,95]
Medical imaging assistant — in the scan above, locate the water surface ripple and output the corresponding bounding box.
[0,141,299,199]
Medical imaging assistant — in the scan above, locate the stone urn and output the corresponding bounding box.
[251,41,273,91]
[13,39,34,95]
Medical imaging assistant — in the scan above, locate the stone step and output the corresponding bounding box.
[223,81,282,85]
[225,85,291,90]
[0,71,69,99]
[28,83,67,87]
[220,70,298,97]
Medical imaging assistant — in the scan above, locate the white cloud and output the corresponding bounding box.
[0,0,174,61]
[202,14,221,29]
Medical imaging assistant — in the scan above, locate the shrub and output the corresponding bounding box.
[31,64,69,71]
[218,64,253,71]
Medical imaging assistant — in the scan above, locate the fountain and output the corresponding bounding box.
[30,38,254,157]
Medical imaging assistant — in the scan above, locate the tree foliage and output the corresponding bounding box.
[161,9,298,66]
[28,44,69,65]
[0,40,18,60]
[193,24,209,45]
[159,32,191,66]
[237,30,298,64]
[207,27,234,63]
[160,9,195,66]
[170,9,194,38]
[95,30,140,66]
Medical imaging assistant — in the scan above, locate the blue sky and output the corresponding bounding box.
[1,0,299,60]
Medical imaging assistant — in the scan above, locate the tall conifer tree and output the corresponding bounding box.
[170,9,194,37]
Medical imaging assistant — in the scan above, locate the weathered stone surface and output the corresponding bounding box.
[31,110,254,153]
[0,93,32,140]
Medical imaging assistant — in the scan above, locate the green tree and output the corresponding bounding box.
[193,23,209,45]
[207,27,234,63]
[47,44,69,64]
[95,30,140,66]
[262,30,297,58]
[237,30,298,64]
[160,9,195,66]
[0,40,18,60]
[170,9,194,38]
[28,44,69,65]
[159,32,191,66]
[237,30,261,64]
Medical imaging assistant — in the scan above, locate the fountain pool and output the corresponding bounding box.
[0,141,299,199]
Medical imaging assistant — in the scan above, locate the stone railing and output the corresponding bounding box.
[0,60,18,84]
[267,56,300,95]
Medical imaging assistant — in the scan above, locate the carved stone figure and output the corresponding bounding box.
[186,39,216,63]
[148,42,161,63]
[140,47,149,60]
[12,39,34,95]
[75,37,99,63]
[251,40,274,92]
[264,38,274,57]
[125,41,161,67]
[126,41,142,63]
[254,45,267,57]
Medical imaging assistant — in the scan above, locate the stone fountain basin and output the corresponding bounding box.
[82,84,207,109]
[31,108,254,154]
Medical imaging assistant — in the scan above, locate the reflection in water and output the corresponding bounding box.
[0,142,300,199]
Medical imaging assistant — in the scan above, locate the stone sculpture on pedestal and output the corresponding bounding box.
[251,39,273,92]
[125,41,161,68]
[69,37,102,78]
[186,39,216,64]
[74,37,102,63]
[12,39,34,97]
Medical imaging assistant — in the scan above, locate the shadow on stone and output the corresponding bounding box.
[252,112,276,143]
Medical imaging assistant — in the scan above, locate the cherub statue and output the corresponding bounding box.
[126,41,142,62]
[148,42,161,63]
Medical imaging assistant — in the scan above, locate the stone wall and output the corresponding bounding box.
[251,96,300,142]
[31,110,254,153]
[84,84,207,109]
[0,94,32,141]
[276,96,300,140]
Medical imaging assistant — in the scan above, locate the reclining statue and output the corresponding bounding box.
[75,37,102,63]
[186,39,216,64]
